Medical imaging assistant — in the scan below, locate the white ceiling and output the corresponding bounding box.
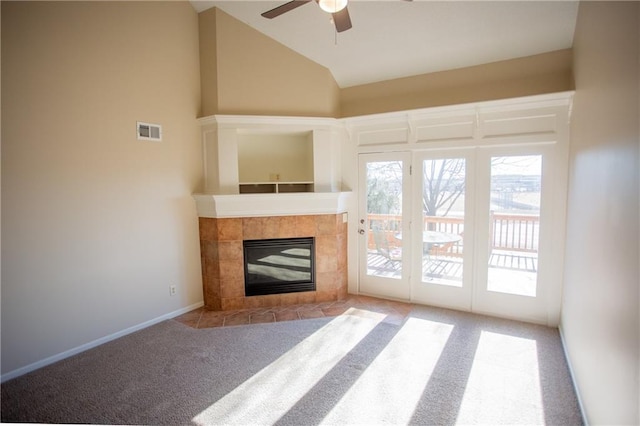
[190,1,579,88]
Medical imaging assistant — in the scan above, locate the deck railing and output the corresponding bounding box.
[489,212,539,252]
[367,212,539,255]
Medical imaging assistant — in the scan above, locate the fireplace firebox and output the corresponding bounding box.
[243,237,315,296]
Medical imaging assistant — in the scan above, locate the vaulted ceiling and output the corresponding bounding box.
[190,1,579,88]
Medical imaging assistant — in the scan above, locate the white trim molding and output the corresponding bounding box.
[344,91,574,150]
[193,191,352,218]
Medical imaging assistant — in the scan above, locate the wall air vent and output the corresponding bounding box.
[137,121,162,141]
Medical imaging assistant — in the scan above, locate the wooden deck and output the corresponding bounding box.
[367,250,537,281]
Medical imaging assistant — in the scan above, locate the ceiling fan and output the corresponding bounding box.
[261,0,353,33]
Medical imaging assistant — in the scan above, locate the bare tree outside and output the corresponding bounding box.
[366,161,402,215]
[366,159,466,220]
[422,159,465,218]
[422,156,541,218]
[367,156,539,220]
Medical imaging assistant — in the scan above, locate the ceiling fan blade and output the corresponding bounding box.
[261,1,312,19]
[332,6,352,32]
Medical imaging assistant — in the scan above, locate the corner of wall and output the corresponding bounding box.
[198,7,219,117]
[562,2,640,424]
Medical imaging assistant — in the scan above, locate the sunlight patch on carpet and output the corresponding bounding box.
[319,317,454,425]
[192,309,385,425]
[456,331,543,424]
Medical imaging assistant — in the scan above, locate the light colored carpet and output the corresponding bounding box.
[1,304,583,425]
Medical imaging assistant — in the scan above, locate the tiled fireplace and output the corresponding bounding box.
[199,214,348,311]
[194,114,351,311]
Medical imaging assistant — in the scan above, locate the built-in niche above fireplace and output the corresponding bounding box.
[196,114,343,195]
[243,237,315,296]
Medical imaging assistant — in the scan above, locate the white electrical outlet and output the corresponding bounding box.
[170,285,177,296]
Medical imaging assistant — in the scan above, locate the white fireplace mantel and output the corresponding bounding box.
[193,191,352,218]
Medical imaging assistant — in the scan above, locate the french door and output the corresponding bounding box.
[411,150,475,311]
[357,152,411,300]
[358,145,561,324]
[471,146,555,322]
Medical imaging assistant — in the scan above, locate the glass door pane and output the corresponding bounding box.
[421,158,466,287]
[412,152,473,312]
[358,152,411,301]
[366,160,404,280]
[487,155,541,297]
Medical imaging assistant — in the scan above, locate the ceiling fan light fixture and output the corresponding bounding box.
[318,0,347,13]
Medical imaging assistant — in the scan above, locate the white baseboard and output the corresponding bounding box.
[1,301,204,383]
[558,324,589,425]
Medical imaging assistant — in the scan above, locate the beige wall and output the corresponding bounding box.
[1,1,203,376]
[198,8,572,120]
[340,49,574,117]
[199,7,218,117]
[200,8,341,118]
[237,133,314,183]
[562,2,639,424]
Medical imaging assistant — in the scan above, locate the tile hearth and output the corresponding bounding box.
[173,295,413,329]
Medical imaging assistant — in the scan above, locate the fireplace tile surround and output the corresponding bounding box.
[199,214,348,311]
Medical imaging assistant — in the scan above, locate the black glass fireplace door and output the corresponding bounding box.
[243,237,315,296]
